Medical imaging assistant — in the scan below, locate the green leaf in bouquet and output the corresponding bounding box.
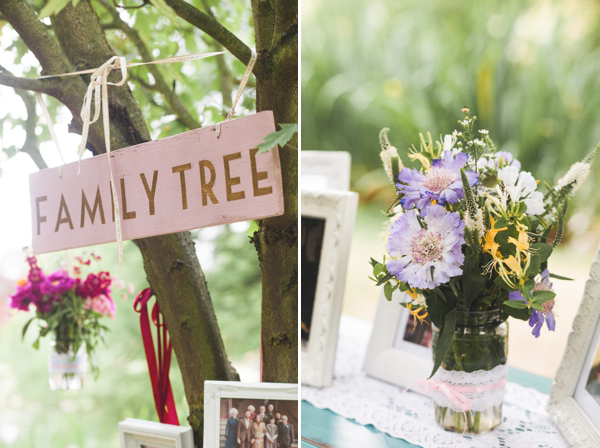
[549,272,574,281]
[494,217,508,229]
[531,290,556,304]
[384,281,393,301]
[375,272,393,286]
[369,257,380,267]
[494,275,512,291]
[21,317,35,341]
[503,299,527,309]
[430,308,456,379]
[432,287,446,302]
[525,254,541,279]
[531,243,553,263]
[32,338,40,350]
[501,301,530,321]
[373,262,383,277]
[463,273,486,310]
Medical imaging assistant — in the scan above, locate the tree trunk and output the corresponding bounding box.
[250,0,299,383]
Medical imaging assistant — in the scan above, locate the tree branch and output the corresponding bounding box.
[99,0,201,129]
[14,89,49,170]
[163,0,253,67]
[0,72,62,95]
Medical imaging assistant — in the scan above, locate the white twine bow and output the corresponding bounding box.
[76,56,127,271]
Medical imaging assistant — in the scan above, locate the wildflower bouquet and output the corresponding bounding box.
[9,253,116,378]
[370,108,597,431]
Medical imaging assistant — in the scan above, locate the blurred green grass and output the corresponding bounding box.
[303,0,600,219]
[0,224,261,447]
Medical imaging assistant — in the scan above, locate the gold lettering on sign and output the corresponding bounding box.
[120,178,136,220]
[249,148,273,197]
[140,171,159,215]
[81,186,106,228]
[36,196,47,236]
[199,160,218,206]
[172,163,192,210]
[55,194,74,232]
[223,152,245,202]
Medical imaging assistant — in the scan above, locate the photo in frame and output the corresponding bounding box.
[203,381,298,448]
[118,418,194,448]
[301,188,358,387]
[547,245,600,446]
[363,289,433,390]
[300,150,351,191]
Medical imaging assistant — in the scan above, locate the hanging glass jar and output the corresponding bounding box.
[48,335,88,391]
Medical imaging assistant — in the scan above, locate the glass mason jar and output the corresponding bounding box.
[431,309,508,434]
[48,337,88,391]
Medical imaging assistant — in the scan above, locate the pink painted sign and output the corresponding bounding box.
[30,111,284,254]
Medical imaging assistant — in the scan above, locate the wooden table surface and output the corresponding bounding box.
[301,368,554,448]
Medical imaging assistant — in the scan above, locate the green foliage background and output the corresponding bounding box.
[302,0,600,219]
[0,0,262,446]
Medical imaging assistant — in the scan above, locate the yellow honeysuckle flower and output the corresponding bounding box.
[406,288,419,300]
[508,229,530,253]
[503,255,521,274]
[408,304,429,326]
[408,152,431,170]
[483,216,507,255]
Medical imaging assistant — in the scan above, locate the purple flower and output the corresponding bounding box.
[386,204,465,289]
[40,271,75,296]
[396,151,478,210]
[477,151,521,172]
[509,270,555,338]
[76,272,112,299]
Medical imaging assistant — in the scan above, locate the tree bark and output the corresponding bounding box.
[250,0,298,383]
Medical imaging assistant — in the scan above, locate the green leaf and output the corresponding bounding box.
[525,254,541,279]
[531,290,556,304]
[373,263,383,277]
[384,282,393,301]
[430,308,456,378]
[494,275,512,291]
[463,273,486,310]
[531,243,553,263]
[32,338,40,350]
[503,299,527,309]
[39,0,71,18]
[549,273,574,281]
[21,317,35,341]
[256,123,298,154]
[375,272,393,286]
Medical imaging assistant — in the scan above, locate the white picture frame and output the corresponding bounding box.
[203,381,298,448]
[301,150,351,191]
[118,418,194,448]
[363,289,433,390]
[547,245,600,447]
[301,189,358,387]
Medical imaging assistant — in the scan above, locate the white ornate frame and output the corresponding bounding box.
[547,245,600,446]
[301,189,358,387]
[118,418,194,448]
[203,381,298,447]
[363,289,433,390]
[301,150,352,191]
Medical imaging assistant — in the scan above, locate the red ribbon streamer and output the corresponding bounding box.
[133,288,179,425]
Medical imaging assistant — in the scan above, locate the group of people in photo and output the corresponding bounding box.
[225,403,295,448]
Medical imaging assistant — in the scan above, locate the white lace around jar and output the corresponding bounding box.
[429,364,507,412]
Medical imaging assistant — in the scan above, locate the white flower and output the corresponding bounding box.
[465,207,485,237]
[380,146,402,183]
[412,294,427,308]
[473,139,485,148]
[555,162,590,194]
[498,166,545,215]
[479,129,489,135]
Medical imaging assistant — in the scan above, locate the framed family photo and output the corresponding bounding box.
[118,418,194,448]
[547,245,600,446]
[363,289,433,390]
[301,189,358,387]
[203,381,299,448]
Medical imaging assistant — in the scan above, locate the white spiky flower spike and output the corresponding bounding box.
[379,128,403,184]
[555,144,598,194]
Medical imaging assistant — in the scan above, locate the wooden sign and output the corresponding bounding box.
[30,111,284,254]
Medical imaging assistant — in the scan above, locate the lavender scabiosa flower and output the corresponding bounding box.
[386,204,465,289]
[509,270,556,338]
[396,150,478,210]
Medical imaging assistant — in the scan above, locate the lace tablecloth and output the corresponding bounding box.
[302,316,569,448]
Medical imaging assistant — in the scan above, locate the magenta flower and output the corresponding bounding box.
[396,151,478,210]
[8,281,41,311]
[26,256,44,284]
[77,272,111,299]
[40,271,76,296]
